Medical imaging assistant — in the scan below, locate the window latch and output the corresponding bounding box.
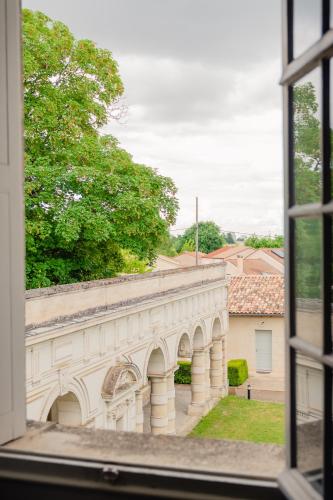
[102,466,120,484]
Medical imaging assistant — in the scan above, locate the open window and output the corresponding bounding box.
[2,1,333,499]
[279,1,333,498]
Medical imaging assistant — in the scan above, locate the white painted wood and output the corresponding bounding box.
[0,0,25,444]
[255,330,272,372]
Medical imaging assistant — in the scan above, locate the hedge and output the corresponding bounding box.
[174,361,191,384]
[228,359,248,386]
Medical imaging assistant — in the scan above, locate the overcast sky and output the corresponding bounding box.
[23,0,283,236]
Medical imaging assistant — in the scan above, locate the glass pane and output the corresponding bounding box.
[293,68,321,205]
[294,0,321,58]
[295,218,322,348]
[296,353,323,493]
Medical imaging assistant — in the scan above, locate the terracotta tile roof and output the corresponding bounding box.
[228,275,284,316]
[262,248,284,263]
[184,251,207,257]
[227,258,283,275]
[207,245,248,258]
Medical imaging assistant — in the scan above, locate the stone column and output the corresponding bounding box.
[135,390,144,433]
[150,376,168,435]
[210,338,223,398]
[188,348,207,416]
[205,347,211,398]
[167,372,176,435]
[221,336,228,396]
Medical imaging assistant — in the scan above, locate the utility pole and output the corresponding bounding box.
[195,196,199,266]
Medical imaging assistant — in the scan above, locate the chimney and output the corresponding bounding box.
[236,255,244,274]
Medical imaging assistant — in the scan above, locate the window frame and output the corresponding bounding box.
[3,1,330,498]
[279,1,333,499]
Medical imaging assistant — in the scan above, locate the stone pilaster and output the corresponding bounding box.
[150,376,168,435]
[167,372,176,435]
[135,389,144,433]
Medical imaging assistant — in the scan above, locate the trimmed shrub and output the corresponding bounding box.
[175,361,191,384]
[228,359,248,386]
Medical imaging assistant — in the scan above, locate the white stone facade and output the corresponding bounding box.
[25,264,228,434]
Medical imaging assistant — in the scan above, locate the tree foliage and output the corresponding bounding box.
[293,81,321,299]
[244,234,284,248]
[175,221,226,254]
[23,9,178,289]
[156,233,178,257]
[293,82,321,205]
[223,232,236,244]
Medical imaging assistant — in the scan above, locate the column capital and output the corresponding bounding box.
[149,373,167,381]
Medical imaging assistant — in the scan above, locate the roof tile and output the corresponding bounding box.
[228,275,284,316]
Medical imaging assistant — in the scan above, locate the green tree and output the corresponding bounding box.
[176,221,226,254]
[120,250,150,275]
[224,232,236,244]
[244,235,284,249]
[293,82,321,205]
[23,9,178,288]
[179,238,196,253]
[293,81,321,299]
[156,232,178,257]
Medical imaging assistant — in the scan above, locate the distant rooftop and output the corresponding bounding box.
[229,275,284,316]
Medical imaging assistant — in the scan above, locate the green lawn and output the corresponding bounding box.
[189,396,285,445]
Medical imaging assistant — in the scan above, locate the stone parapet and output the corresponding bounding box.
[26,263,226,328]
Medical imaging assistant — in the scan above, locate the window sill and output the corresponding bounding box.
[4,420,284,478]
[0,421,286,499]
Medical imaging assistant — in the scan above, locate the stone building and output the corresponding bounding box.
[25,264,228,435]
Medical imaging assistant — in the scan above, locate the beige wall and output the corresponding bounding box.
[228,315,285,377]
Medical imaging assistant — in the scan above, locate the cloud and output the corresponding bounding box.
[23,0,281,68]
[23,0,284,235]
[115,56,281,125]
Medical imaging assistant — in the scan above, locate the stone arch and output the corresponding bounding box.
[47,391,82,426]
[212,316,223,340]
[101,363,141,433]
[144,340,169,380]
[193,324,205,350]
[41,379,88,424]
[177,331,191,358]
[146,347,166,377]
[102,363,140,398]
[191,319,207,346]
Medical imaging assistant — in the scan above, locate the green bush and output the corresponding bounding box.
[175,361,191,384]
[228,359,248,386]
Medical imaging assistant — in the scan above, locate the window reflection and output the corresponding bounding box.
[295,218,322,348]
[293,68,321,205]
[296,353,323,493]
[294,0,321,58]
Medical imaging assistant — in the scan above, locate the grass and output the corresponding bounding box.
[189,396,284,445]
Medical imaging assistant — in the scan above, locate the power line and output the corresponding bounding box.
[169,225,282,238]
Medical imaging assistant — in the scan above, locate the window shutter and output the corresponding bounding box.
[0,0,25,444]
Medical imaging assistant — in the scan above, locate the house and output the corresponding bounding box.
[153,255,182,271]
[173,251,208,267]
[206,245,284,276]
[227,275,285,395]
[153,251,211,271]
